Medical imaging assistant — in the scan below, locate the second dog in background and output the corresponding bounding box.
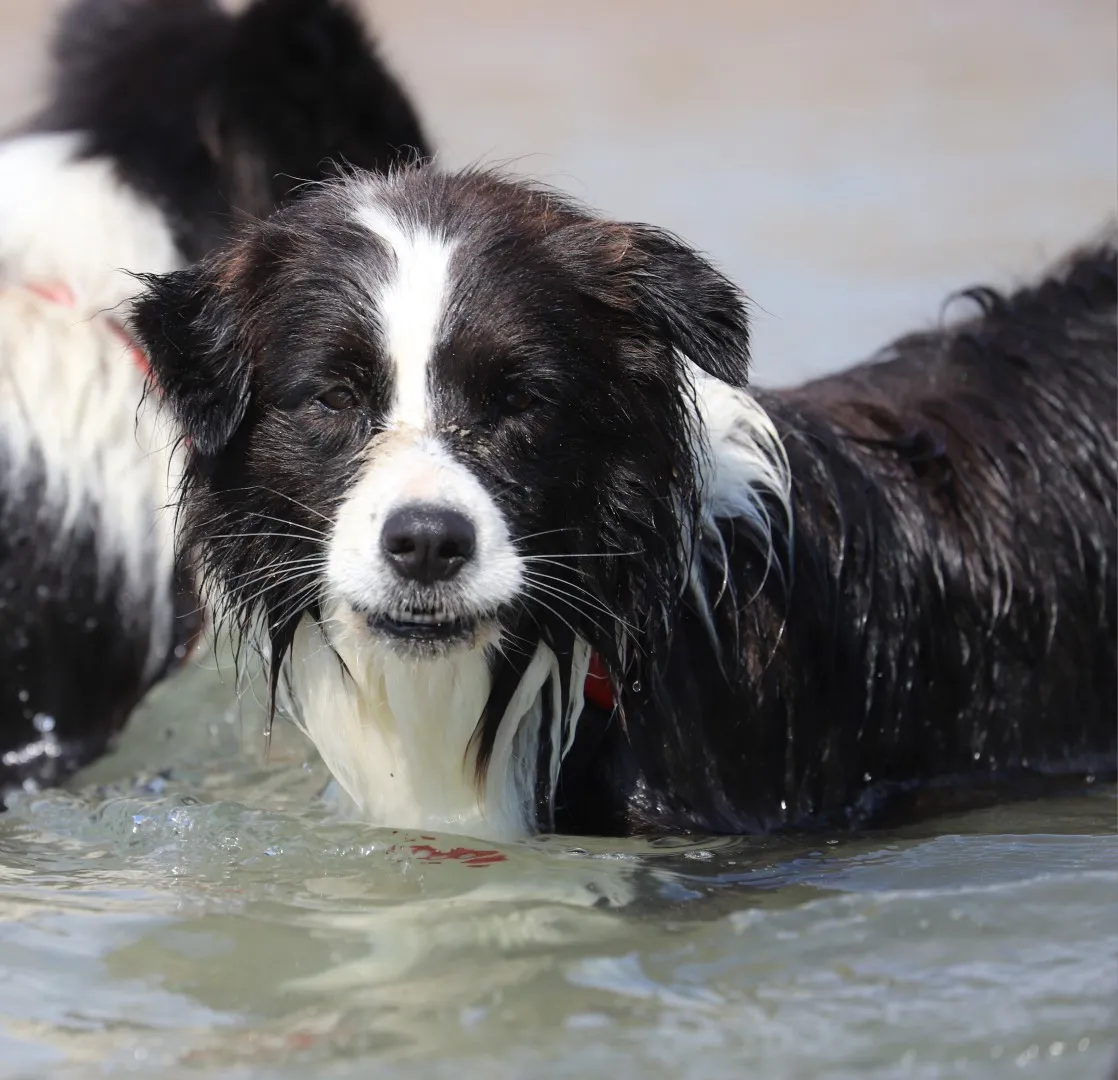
[0,0,429,797]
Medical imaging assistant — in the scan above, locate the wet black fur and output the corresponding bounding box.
[34,0,430,260]
[0,449,172,794]
[0,0,430,798]
[562,241,1118,834]
[132,167,1117,837]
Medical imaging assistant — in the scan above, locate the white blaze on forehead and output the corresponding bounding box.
[356,204,455,431]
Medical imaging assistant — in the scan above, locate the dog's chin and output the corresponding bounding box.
[363,608,492,656]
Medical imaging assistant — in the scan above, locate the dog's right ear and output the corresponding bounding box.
[130,265,251,458]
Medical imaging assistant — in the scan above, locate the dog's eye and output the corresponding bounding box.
[503,387,536,413]
[317,385,357,411]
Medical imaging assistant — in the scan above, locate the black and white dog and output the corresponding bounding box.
[132,167,1117,840]
[0,0,429,796]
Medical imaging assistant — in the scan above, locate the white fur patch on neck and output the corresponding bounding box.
[0,133,180,313]
[354,204,455,430]
[683,363,792,654]
[688,361,792,564]
[288,608,587,840]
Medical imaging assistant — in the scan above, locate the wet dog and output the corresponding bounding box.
[0,0,429,796]
[132,167,1116,839]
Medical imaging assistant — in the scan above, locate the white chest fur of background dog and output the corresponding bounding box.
[0,133,184,678]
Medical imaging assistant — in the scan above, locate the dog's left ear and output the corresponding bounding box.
[547,221,752,388]
[130,264,252,458]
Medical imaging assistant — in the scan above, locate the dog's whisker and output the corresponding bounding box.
[202,532,325,544]
[513,527,578,544]
[522,549,646,561]
[228,570,326,601]
[520,571,640,635]
[223,556,329,584]
[239,511,330,538]
[247,486,334,525]
[519,582,617,645]
[189,506,329,539]
[223,574,322,621]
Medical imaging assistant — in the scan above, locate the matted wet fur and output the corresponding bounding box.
[132,166,1116,839]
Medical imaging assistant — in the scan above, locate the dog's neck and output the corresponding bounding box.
[0,132,180,313]
[285,613,594,839]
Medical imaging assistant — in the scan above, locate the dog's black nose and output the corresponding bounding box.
[381,505,477,584]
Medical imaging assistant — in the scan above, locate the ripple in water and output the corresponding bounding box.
[0,660,1114,1078]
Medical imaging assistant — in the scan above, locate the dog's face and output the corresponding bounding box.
[133,169,753,733]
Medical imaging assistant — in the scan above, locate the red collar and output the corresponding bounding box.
[24,281,151,379]
[584,650,615,710]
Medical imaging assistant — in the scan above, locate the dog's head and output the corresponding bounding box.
[40,0,430,260]
[131,168,756,826]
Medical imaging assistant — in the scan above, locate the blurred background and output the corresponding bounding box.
[1,1,1114,385]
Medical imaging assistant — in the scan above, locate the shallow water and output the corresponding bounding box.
[0,657,1114,1079]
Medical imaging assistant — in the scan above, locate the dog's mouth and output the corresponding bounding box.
[367,609,479,644]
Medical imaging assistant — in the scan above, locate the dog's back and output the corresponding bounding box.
[773,235,1115,789]
[723,237,1115,830]
[0,0,430,796]
[567,236,1117,835]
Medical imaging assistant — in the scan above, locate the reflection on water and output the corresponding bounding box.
[0,659,1113,1078]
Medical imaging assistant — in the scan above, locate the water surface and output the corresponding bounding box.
[0,659,1113,1078]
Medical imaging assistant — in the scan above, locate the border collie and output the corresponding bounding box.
[0,0,429,797]
[132,167,1117,840]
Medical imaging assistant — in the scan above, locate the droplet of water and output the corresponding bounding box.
[630,680,642,693]
[17,690,29,703]
[32,713,55,734]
